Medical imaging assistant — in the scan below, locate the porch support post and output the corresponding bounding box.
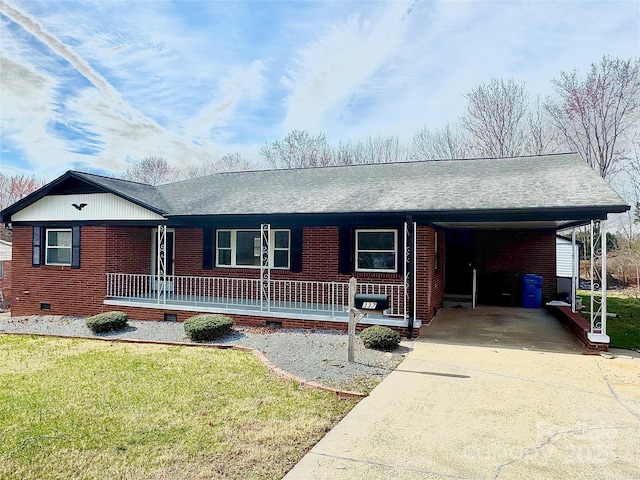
[588,219,609,343]
[156,224,167,304]
[260,223,271,312]
[404,217,416,338]
[571,228,577,313]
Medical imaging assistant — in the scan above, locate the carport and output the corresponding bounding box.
[427,154,630,346]
[420,306,586,353]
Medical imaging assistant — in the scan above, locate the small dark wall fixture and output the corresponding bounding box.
[164,313,177,322]
[40,302,51,310]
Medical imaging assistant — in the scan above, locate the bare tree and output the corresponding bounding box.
[217,153,254,172]
[358,135,408,164]
[545,56,640,180]
[0,173,46,210]
[331,135,407,165]
[525,95,561,155]
[333,139,363,166]
[411,123,471,160]
[0,172,47,241]
[461,78,529,158]
[122,155,175,185]
[260,130,332,169]
[180,154,254,179]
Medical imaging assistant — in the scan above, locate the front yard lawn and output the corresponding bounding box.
[0,335,357,480]
[578,292,640,351]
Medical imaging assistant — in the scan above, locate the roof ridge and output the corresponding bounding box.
[72,170,155,187]
[178,152,581,179]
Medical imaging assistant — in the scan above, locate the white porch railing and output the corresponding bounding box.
[105,273,406,318]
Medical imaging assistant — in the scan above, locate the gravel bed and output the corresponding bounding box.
[0,314,411,393]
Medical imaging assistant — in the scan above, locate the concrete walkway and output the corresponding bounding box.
[284,339,640,479]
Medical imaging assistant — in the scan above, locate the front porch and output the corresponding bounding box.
[105,273,412,328]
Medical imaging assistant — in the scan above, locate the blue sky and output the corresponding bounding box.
[1,0,639,181]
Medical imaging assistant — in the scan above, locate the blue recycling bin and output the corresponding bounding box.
[520,274,543,308]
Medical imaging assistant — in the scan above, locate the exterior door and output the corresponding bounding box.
[445,230,474,295]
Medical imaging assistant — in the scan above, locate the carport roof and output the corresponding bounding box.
[1,153,629,228]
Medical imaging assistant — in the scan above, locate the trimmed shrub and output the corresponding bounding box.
[359,325,401,351]
[86,311,128,334]
[184,314,234,341]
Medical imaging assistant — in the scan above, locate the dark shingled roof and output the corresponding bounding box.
[0,153,629,224]
[73,172,170,214]
[153,153,627,216]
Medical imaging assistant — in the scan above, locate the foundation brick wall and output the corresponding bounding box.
[98,304,416,338]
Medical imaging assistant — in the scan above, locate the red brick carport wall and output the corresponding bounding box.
[473,230,557,302]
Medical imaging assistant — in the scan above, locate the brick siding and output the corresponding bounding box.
[11,226,108,317]
[474,230,557,301]
[9,224,551,336]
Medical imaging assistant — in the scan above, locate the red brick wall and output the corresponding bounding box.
[474,230,556,301]
[176,227,403,284]
[8,224,442,335]
[415,227,445,325]
[0,260,11,306]
[11,226,109,317]
[106,227,151,273]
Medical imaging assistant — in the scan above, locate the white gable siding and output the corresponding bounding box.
[556,237,578,278]
[12,193,165,222]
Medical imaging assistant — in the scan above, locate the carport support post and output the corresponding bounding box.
[588,219,609,343]
[571,228,576,313]
[404,218,416,338]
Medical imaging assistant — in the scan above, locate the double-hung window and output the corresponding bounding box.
[45,229,72,266]
[216,229,290,269]
[355,229,397,273]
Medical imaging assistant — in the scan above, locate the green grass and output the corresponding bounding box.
[578,292,640,351]
[0,335,358,480]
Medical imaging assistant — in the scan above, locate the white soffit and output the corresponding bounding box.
[432,220,587,230]
[12,193,165,222]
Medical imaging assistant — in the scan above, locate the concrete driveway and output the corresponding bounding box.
[284,312,640,479]
[418,306,586,353]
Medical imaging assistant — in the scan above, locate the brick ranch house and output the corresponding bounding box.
[0,153,628,338]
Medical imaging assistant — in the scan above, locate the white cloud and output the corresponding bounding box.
[186,60,266,142]
[63,88,221,171]
[0,55,90,176]
[1,0,638,180]
[281,1,415,133]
